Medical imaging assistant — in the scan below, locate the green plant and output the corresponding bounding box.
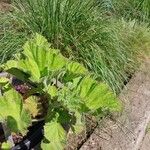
[1,141,12,150]
[0,12,27,64]
[1,0,149,94]
[112,0,150,22]
[12,0,105,48]
[0,1,124,93]
[0,34,121,149]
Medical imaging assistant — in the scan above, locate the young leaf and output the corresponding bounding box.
[1,141,12,150]
[41,121,66,150]
[0,77,9,86]
[47,85,58,98]
[58,86,87,112]
[24,96,40,118]
[72,111,85,134]
[0,89,31,135]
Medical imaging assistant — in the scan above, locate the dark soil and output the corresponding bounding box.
[0,123,5,146]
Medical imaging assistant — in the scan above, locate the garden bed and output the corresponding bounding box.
[0,0,150,150]
[0,34,120,149]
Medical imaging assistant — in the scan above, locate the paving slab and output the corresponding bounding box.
[80,60,150,150]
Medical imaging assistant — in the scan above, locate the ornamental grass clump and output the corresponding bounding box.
[0,0,150,93]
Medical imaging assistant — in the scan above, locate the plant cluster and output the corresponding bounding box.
[112,0,150,22]
[0,0,150,93]
[0,0,150,149]
[0,34,120,149]
[0,12,27,64]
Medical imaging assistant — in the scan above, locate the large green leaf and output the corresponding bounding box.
[0,89,31,135]
[23,34,49,74]
[63,61,89,82]
[58,75,120,113]
[3,60,30,82]
[76,76,121,112]
[41,121,66,150]
[47,49,66,71]
[4,34,67,82]
[18,59,41,82]
[22,34,67,77]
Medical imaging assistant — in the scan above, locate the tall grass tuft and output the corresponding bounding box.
[0,0,150,93]
[112,0,150,22]
[0,12,27,64]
